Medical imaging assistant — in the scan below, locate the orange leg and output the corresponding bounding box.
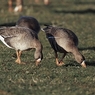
[59,53,66,65]
[44,0,49,5]
[8,0,13,12]
[55,52,65,66]
[55,52,59,65]
[15,50,22,64]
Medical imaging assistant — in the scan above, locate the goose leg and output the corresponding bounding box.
[59,53,66,65]
[55,52,65,66]
[55,52,59,65]
[15,50,22,64]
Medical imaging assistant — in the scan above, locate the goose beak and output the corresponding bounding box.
[81,60,86,68]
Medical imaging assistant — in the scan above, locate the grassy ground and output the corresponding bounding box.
[0,0,95,95]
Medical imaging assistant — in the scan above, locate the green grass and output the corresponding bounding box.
[0,0,95,95]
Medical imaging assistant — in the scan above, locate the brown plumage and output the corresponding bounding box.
[11,16,40,59]
[0,26,43,65]
[42,25,86,68]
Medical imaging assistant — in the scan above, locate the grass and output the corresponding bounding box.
[0,0,95,95]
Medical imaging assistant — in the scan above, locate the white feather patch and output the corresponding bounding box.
[36,58,41,62]
[0,35,12,48]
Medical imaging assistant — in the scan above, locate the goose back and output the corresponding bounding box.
[0,26,39,50]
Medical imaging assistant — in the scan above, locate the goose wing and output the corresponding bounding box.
[0,26,31,48]
[0,27,18,48]
[0,26,27,36]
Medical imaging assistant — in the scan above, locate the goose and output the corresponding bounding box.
[0,26,43,65]
[14,16,40,59]
[16,16,40,34]
[42,25,86,68]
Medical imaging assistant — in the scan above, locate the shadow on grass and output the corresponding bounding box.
[0,22,51,27]
[54,8,95,14]
[65,63,79,67]
[0,22,16,27]
[74,1,95,5]
[86,61,95,66]
[79,47,95,51]
[64,61,95,67]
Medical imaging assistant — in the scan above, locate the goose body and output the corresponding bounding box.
[16,16,40,34]
[0,26,43,65]
[42,25,86,67]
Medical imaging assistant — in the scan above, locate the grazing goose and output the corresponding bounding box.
[0,26,43,65]
[42,25,86,68]
[12,16,41,58]
[16,16,40,34]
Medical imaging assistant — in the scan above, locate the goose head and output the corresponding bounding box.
[74,53,86,68]
[42,25,54,34]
